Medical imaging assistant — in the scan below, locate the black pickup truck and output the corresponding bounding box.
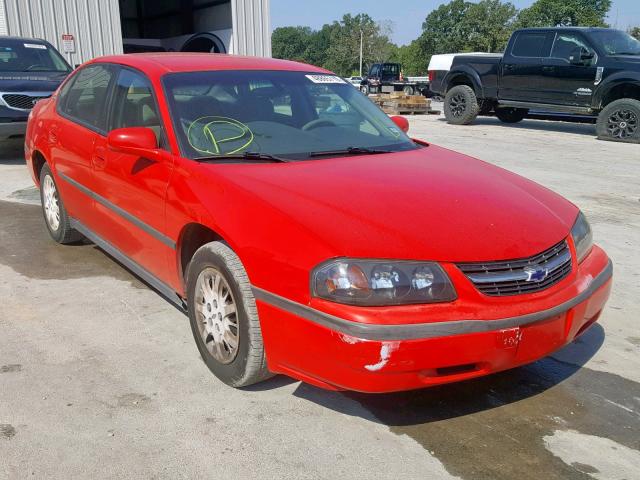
[429,27,640,143]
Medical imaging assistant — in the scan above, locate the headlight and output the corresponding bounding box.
[571,211,593,263]
[312,259,457,306]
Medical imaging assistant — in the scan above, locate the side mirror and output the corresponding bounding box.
[107,127,165,161]
[390,115,410,133]
[570,47,594,65]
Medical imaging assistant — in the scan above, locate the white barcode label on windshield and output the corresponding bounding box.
[305,74,346,84]
[24,43,47,49]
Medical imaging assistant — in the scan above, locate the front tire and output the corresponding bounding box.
[444,85,479,125]
[596,98,640,143]
[39,164,82,244]
[186,241,271,388]
[495,107,528,123]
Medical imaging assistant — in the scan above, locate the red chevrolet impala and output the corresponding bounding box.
[25,54,612,392]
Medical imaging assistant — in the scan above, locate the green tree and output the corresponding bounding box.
[389,40,430,76]
[325,14,395,76]
[630,27,640,41]
[421,0,472,55]
[464,0,517,52]
[271,26,313,62]
[516,0,611,27]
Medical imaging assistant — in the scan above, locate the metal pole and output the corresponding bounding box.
[359,29,363,77]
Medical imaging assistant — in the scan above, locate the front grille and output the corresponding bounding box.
[457,240,572,296]
[2,94,50,110]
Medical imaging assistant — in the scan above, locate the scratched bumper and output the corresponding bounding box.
[256,250,612,393]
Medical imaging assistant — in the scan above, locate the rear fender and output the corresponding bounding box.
[444,66,483,99]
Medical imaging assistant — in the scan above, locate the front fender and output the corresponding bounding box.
[593,72,640,109]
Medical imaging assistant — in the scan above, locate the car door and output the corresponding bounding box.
[540,32,599,106]
[500,31,554,102]
[52,64,116,228]
[90,66,175,284]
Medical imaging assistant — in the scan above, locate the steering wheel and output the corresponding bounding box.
[302,118,337,131]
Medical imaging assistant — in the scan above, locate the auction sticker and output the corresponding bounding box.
[24,43,47,49]
[305,74,346,84]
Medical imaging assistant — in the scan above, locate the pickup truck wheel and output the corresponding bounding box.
[596,99,640,143]
[186,241,272,388]
[403,85,415,96]
[39,164,83,244]
[444,85,479,125]
[360,85,369,95]
[495,108,528,123]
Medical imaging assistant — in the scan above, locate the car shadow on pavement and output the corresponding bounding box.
[0,138,25,164]
[291,323,605,425]
[437,117,597,137]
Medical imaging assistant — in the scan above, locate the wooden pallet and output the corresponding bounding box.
[369,93,433,115]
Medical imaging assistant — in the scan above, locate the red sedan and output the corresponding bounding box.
[25,54,612,393]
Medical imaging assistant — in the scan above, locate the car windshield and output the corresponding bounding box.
[590,30,640,56]
[0,39,71,73]
[162,70,418,160]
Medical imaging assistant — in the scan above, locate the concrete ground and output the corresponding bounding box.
[0,111,638,480]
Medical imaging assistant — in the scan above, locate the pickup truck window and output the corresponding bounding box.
[511,32,549,58]
[550,34,595,64]
[590,30,640,56]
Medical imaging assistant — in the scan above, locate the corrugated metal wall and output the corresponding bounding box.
[0,0,123,65]
[0,0,271,61]
[231,0,271,57]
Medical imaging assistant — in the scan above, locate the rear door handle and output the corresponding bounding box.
[503,64,515,71]
[92,146,107,170]
[542,66,555,72]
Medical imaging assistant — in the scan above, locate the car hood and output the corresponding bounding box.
[608,54,640,66]
[213,145,578,262]
[0,71,69,92]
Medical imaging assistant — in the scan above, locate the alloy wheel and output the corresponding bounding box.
[195,268,240,364]
[606,109,638,139]
[42,175,60,231]
[449,93,467,117]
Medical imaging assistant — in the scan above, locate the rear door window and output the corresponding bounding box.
[511,32,551,58]
[59,65,115,132]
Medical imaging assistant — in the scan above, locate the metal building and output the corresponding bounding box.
[0,0,271,65]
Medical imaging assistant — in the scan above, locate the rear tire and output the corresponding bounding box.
[403,85,415,96]
[39,164,83,244]
[186,241,272,388]
[596,98,640,143]
[444,85,479,125]
[495,107,528,123]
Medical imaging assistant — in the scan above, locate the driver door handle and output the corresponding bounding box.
[542,66,555,72]
[92,146,107,170]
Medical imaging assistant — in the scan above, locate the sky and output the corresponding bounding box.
[271,0,640,46]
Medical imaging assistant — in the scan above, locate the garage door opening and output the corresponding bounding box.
[119,0,232,54]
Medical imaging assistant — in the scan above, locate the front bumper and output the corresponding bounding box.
[255,246,612,393]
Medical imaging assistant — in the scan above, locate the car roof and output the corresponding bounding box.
[88,53,331,78]
[0,36,49,43]
[516,27,618,33]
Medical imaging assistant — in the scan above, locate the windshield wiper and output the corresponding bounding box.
[309,146,390,157]
[196,152,290,163]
